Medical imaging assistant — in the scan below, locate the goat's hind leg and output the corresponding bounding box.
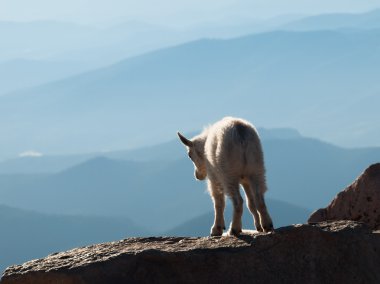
[209,180,226,236]
[247,175,273,232]
[242,183,264,232]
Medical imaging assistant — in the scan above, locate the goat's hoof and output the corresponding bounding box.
[210,225,224,236]
[255,223,264,232]
[227,228,242,236]
[256,226,264,232]
[262,223,274,233]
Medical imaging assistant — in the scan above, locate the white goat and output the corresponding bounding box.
[178,117,273,236]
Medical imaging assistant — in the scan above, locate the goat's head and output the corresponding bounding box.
[177,132,207,180]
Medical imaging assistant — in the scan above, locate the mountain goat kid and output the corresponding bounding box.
[178,117,273,236]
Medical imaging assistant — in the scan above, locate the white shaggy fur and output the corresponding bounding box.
[178,117,273,236]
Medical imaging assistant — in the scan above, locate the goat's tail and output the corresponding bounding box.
[248,172,268,195]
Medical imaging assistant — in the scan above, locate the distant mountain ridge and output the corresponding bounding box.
[1,28,380,159]
[0,20,98,61]
[0,204,149,273]
[2,8,380,97]
[0,59,95,95]
[0,127,301,173]
[0,135,379,232]
[1,133,379,275]
[283,9,380,31]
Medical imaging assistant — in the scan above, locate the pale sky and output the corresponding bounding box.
[0,0,380,26]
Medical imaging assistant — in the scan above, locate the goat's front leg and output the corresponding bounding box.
[209,180,225,236]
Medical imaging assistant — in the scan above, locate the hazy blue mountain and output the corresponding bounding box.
[0,204,150,273]
[0,137,379,233]
[1,28,380,159]
[0,127,301,174]
[0,20,181,95]
[1,17,287,81]
[0,154,94,174]
[0,20,197,96]
[49,21,185,66]
[164,199,311,236]
[0,59,96,95]
[0,157,210,232]
[0,15,302,65]
[0,21,98,61]
[317,93,380,147]
[263,138,380,208]
[283,9,380,31]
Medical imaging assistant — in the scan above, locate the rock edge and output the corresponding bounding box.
[2,221,380,284]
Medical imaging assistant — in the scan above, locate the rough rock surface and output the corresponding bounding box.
[309,163,380,229]
[1,221,380,284]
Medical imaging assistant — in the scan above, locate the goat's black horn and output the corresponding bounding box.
[177,132,193,147]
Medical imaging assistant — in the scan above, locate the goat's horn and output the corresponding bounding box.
[177,132,193,147]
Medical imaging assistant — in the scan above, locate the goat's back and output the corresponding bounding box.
[204,117,264,177]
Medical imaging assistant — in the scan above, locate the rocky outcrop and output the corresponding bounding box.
[2,164,380,283]
[309,163,380,229]
[2,221,380,284]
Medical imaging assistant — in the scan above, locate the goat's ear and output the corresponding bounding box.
[177,132,193,147]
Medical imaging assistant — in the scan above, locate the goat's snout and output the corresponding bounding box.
[195,169,206,180]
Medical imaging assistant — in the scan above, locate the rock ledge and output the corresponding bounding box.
[2,221,380,284]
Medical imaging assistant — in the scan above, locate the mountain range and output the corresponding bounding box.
[283,9,380,31]
[0,133,379,232]
[1,27,380,160]
[0,204,149,273]
[0,59,95,95]
[0,127,301,173]
[1,132,379,272]
[0,15,301,95]
[1,8,380,273]
[2,9,380,95]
